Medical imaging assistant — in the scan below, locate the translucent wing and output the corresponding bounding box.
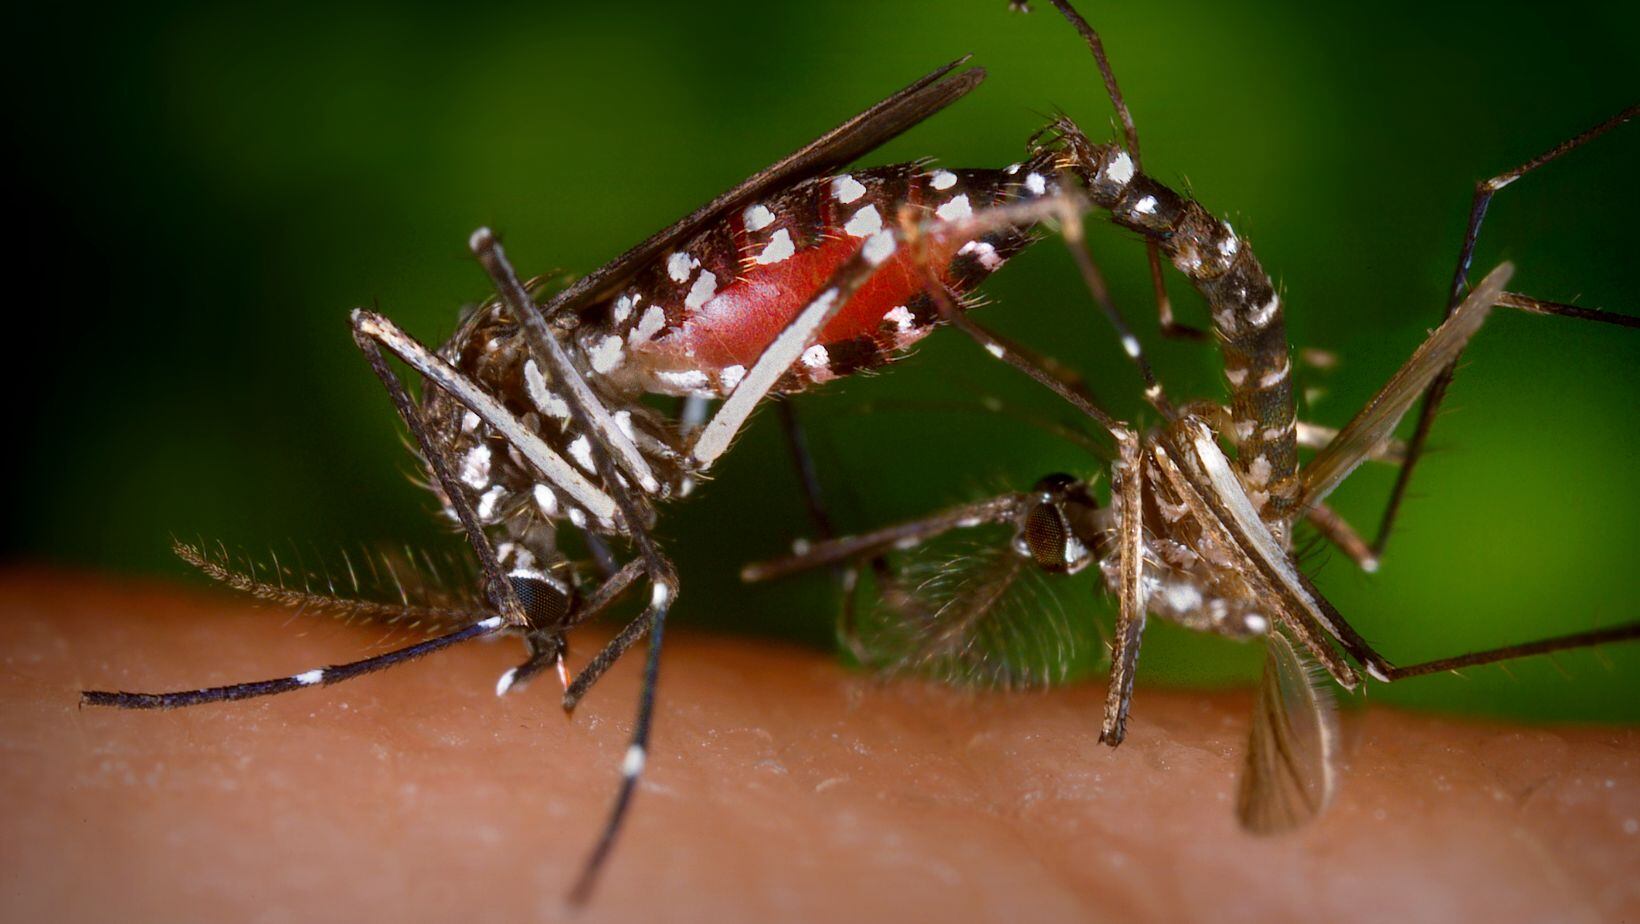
[172,538,490,635]
[543,57,986,316]
[1298,262,1511,509]
[854,529,1100,689]
[1236,630,1339,834]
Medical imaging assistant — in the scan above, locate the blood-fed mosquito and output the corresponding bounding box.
[746,1,1640,832]
[77,13,1125,903]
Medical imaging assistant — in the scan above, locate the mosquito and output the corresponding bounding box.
[75,13,1138,903]
[745,1,1640,831]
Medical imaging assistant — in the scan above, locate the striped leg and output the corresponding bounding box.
[465,230,679,906]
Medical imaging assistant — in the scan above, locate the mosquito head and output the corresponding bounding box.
[508,568,575,633]
[1018,473,1105,574]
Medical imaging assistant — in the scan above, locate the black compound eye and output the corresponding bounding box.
[508,572,571,630]
[1023,503,1070,573]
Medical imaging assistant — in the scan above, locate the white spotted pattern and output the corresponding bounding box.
[460,445,491,489]
[930,170,957,190]
[534,483,558,516]
[935,194,973,223]
[958,239,1002,270]
[1133,196,1158,216]
[1105,151,1135,186]
[755,228,795,265]
[294,669,324,686]
[801,344,830,369]
[631,305,666,344]
[844,204,882,238]
[685,269,718,310]
[524,360,571,418]
[589,334,625,374]
[476,484,507,519]
[862,229,896,266]
[569,435,595,473]
[831,174,866,204]
[1025,172,1047,196]
[884,305,915,332]
[666,251,696,283]
[1248,294,1280,328]
[743,203,776,232]
[720,364,746,390]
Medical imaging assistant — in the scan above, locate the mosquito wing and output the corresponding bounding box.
[543,57,986,316]
[856,531,1098,689]
[1298,262,1512,509]
[1235,629,1339,834]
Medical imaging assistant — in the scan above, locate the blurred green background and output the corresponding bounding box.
[13,0,1638,722]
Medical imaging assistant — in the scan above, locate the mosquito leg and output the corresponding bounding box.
[1373,104,1639,556]
[1057,204,1175,417]
[464,230,680,906]
[1303,503,1378,574]
[347,322,528,627]
[83,616,506,709]
[773,398,875,658]
[1043,0,1207,342]
[741,493,1030,583]
[1100,429,1146,746]
[1369,623,1640,682]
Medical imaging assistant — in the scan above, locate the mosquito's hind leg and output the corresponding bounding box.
[1373,104,1639,557]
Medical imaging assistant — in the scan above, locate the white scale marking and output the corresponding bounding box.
[631,305,666,345]
[801,344,830,369]
[685,269,718,310]
[476,484,507,520]
[755,228,795,265]
[720,364,746,390]
[984,342,1006,359]
[862,230,896,266]
[612,293,636,325]
[1225,367,1247,387]
[1133,195,1158,216]
[935,194,973,223]
[1105,151,1135,186]
[957,239,1002,270]
[1248,294,1280,328]
[293,669,324,686]
[1257,359,1290,389]
[1025,172,1047,196]
[622,744,647,778]
[495,667,519,697]
[460,411,480,433]
[569,435,595,473]
[1121,335,1142,359]
[477,616,505,630]
[666,251,696,283]
[460,445,492,489]
[533,483,558,516]
[884,305,915,332]
[524,360,571,419]
[831,174,866,204]
[930,170,957,190]
[656,369,710,393]
[844,204,882,238]
[589,334,625,374]
[743,203,776,232]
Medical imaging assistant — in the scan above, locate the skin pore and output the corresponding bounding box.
[3,568,1636,923]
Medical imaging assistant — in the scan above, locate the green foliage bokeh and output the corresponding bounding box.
[14,0,1638,722]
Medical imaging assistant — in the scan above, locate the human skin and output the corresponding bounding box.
[1,568,1636,923]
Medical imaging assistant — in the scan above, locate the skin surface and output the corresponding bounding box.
[2,568,1637,923]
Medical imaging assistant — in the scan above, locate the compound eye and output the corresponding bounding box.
[507,571,571,630]
[1023,502,1070,573]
